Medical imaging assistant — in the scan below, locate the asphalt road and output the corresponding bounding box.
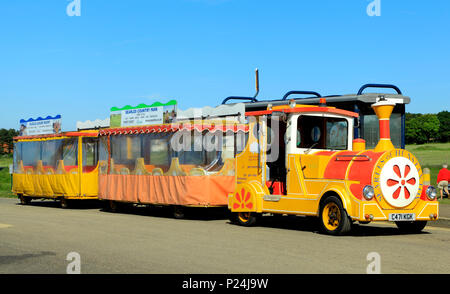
[1,198,449,274]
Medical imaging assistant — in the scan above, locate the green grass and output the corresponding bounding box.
[0,154,13,167]
[406,142,450,187]
[0,168,15,198]
[0,154,15,198]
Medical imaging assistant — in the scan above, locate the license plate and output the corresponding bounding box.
[389,213,416,221]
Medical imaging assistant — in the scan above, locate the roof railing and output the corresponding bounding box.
[282,91,322,100]
[357,84,402,95]
[221,96,258,104]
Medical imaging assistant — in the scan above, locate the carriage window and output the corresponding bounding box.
[22,141,41,167]
[13,143,21,173]
[297,116,348,150]
[42,140,61,168]
[149,138,170,166]
[99,137,109,162]
[177,131,205,166]
[83,138,98,169]
[62,138,78,167]
[111,135,141,166]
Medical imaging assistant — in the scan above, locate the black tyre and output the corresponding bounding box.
[19,195,31,205]
[173,206,185,219]
[395,221,427,233]
[234,212,259,227]
[319,196,352,235]
[60,198,70,209]
[109,200,120,213]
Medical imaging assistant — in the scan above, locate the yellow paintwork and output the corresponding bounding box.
[374,139,395,153]
[372,102,395,152]
[12,170,98,199]
[353,140,366,151]
[12,136,99,200]
[228,105,439,224]
[372,102,394,120]
[322,202,341,231]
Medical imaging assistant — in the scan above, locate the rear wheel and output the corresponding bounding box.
[60,198,70,209]
[395,221,427,233]
[109,200,120,212]
[19,195,31,205]
[319,196,352,235]
[173,206,185,219]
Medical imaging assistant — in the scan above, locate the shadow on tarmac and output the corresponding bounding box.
[14,199,430,237]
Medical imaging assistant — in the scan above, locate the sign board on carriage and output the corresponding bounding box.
[19,115,62,136]
[109,101,178,128]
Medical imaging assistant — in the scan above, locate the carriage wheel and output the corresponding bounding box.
[19,195,31,205]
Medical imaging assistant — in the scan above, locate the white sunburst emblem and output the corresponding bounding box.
[379,157,420,208]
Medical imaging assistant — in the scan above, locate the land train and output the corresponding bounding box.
[12,84,439,235]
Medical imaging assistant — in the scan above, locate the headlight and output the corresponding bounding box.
[363,185,375,200]
[426,186,437,200]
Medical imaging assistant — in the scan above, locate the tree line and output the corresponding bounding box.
[405,111,450,144]
[0,129,19,154]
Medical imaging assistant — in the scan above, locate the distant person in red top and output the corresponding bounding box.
[437,164,450,200]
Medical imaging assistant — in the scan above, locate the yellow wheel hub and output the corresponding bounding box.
[322,202,341,231]
[238,212,251,223]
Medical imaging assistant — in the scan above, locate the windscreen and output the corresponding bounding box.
[297,115,349,150]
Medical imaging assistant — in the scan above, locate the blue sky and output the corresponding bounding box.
[1,0,449,130]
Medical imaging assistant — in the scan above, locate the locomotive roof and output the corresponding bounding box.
[242,93,410,112]
[222,84,410,112]
[245,104,359,118]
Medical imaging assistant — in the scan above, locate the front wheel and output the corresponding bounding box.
[395,221,427,233]
[319,196,352,235]
[231,212,259,227]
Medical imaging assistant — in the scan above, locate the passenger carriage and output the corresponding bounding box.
[97,104,249,217]
[12,130,105,208]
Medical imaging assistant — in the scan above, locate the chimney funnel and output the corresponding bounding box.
[371,100,395,152]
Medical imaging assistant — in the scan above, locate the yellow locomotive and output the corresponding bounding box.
[227,84,439,235]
